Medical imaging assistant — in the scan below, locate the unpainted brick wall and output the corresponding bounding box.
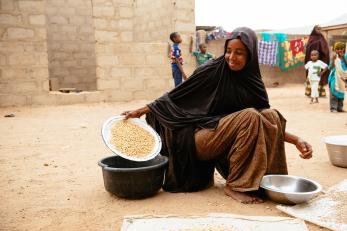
[0,0,196,106]
[46,0,97,91]
[93,0,196,101]
[0,0,50,106]
[134,0,196,77]
[133,0,173,43]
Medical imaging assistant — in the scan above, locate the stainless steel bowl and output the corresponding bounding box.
[260,175,322,205]
[323,135,347,168]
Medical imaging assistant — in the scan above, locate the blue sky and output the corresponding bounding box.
[195,0,347,31]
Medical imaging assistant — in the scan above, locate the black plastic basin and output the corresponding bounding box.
[98,155,168,199]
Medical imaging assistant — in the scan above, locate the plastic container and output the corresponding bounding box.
[98,155,168,199]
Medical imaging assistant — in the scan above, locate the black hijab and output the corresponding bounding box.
[305,25,330,84]
[305,25,330,64]
[146,27,270,192]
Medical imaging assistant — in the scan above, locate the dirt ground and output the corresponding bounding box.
[0,85,346,231]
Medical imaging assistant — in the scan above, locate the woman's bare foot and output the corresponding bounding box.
[224,186,264,204]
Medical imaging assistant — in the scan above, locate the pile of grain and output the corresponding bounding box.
[331,191,347,223]
[319,190,347,224]
[110,120,155,158]
[323,191,347,224]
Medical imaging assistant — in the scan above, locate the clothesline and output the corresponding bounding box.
[196,29,309,71]
[258,32,308,71]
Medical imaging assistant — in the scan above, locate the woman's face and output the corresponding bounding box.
[225,39,248,71]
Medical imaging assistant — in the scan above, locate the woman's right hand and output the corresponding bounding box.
[121,106,150,119]
[121,109,143,119]
[295,138,313,159]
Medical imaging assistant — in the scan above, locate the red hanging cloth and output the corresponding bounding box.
[290,39,304,56]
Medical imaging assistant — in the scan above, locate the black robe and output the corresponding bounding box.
[305,26,330,85]
[146,27,270,192]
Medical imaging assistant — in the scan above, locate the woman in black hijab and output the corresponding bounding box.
[122,27,313,204]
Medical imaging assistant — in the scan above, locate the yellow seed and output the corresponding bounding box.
[110,120,155,158]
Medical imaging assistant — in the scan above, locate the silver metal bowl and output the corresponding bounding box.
[323,135,347,168]
[260,175,322,205]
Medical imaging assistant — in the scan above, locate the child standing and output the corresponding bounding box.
[169,32,187,87]
[191,43,214,66]
[328,42,347,113]
[304,50,328,104]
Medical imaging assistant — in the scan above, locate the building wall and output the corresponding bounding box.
[0,0,50,106]
[134,0,197,75]
[93,0,171,101]
[133,0,173,43]
[322,26,347,50]
[93,0,196,101]
[172,0,196,76]
[0,0,197,107]
[46,0,97,91]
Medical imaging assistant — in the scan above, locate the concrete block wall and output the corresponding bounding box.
[92,0,136,102]
[0,0,197,107]
[46,0,97,91]
[93,0,196,101]
[134,0,173,43]
[0,0,50,106]
[133,0,196,76]
[172,0,196,76]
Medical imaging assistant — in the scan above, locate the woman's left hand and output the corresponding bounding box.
[295,138,313,159]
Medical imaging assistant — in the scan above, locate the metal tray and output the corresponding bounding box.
[101,115,162,162]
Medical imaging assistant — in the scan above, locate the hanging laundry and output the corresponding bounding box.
[273,33,287,43]
[279,37,308,71]
[258,41,278,66]
[260,32,287,42]
[260,32,272,42]
[206,27,232,41]
[290,39,304,56]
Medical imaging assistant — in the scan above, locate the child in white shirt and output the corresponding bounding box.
[305,50,328,103]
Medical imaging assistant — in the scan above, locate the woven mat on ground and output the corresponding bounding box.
[277,179,347,231]
[120,213,308,231]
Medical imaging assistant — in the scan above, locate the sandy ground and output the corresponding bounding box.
[0,85,346,231]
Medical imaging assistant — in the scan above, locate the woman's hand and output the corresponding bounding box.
[121,109,143,119]
[121,106,150,119]
[295,138,313,159]
[285,132,313,159]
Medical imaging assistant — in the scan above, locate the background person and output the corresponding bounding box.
[304,25,330,97]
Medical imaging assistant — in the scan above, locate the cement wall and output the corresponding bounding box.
[93,0,196,101]
[322,26,347,50]
[93,0,170,101]
[134,0,173,43]
[0,0,197,107]
[0,0,50,106]
[46,0,97,91]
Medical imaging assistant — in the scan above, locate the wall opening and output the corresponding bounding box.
[45,0,97,91]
